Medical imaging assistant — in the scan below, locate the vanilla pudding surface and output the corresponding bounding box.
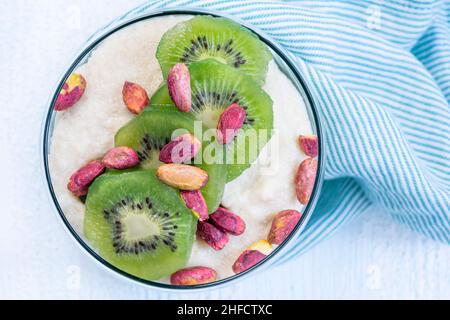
[49,15,313,281]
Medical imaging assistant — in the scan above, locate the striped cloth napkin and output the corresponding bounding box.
[109,0,450,263]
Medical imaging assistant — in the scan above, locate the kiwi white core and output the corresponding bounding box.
[195,107,222,129]
[141,150,163,169]
[122,213,158,241]
[200,54,227,64]
[49,15,314,283]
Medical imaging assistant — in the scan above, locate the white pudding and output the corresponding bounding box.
[49,15,313,281]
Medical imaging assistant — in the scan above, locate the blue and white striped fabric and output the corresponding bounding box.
[108,0,450,262]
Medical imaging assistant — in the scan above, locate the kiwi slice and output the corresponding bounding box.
[114,108,226,213]
[156,16,272,85]
[149,59,274,181]
[84,170,196,280]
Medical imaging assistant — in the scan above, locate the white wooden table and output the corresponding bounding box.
[1,0,448,299]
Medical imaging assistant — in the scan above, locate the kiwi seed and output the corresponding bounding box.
[180,37,247,69]
[192,90,255,126]
[136,134,171,163]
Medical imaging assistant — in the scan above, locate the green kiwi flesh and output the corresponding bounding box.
[149,59,274,181]
[84,170,196,280]
[114,108,227,213]
[156,16,272,85]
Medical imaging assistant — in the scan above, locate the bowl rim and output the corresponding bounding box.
[42,7,325,292]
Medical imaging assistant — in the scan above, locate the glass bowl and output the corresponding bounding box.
[41,8,325,291]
